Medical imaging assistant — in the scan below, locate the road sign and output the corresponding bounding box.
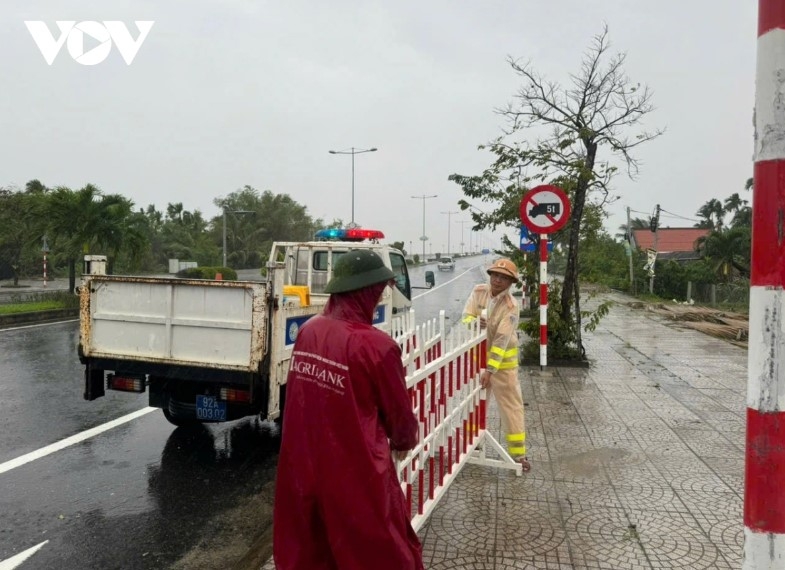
[520,225,553,252]
[520,185,571,234]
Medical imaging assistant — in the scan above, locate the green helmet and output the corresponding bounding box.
[325,249,395,294]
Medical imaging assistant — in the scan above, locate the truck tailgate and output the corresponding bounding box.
[80,276,267,372]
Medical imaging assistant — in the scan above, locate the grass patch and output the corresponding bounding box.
[0,300,73,315]
[0,291,79,315]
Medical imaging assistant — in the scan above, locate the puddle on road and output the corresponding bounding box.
[554,446,631,476]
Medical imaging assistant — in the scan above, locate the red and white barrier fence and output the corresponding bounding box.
[393,309,522,532]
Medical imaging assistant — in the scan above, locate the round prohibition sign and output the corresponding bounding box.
[520,185,571,233]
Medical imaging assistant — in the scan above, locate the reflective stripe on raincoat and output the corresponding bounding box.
[462,283,519,372]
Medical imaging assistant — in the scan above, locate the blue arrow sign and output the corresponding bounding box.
[520,226,553,253]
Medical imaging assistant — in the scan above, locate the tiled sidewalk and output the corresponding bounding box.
[264,293,746,569]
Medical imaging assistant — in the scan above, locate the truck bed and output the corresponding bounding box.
[79,276,268,372]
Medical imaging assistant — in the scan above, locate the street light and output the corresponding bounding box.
[456,220,471,256]
[441,210,458,256]
[411,194,437,262]
[222,209,255,267]
[328,147,377,226]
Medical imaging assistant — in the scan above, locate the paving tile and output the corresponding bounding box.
[563,507,651,569]
[701,456,744,491]
[689,512,744,567]
[494,498,568,557]
[426,554,496,569]
[626,509,732,569]
[671,488,742,517]
[495,554,575,569]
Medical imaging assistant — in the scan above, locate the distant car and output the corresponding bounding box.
[437,256,455,271]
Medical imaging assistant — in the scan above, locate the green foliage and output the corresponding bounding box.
[649,259,717,300]
[520,280,582,360]
[213,186,320,269]
[582,299,612,332]
[695,226,751,279]
[578,231,629,290]
[175,266,238,280]
[0,291,79,314]
[0,180,323,287]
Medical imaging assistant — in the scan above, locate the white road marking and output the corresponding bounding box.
[0,540,49,569]
[0,319,78,332]
[0,407,157,475]
[412,266,478,299]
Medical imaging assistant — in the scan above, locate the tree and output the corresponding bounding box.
[213,186,319,268]
[450,26,662,355]
[46,184,146,291]
[616,217,650,241]
[695,226,751,280]
[0,187,47,285]
[695,198,725,230]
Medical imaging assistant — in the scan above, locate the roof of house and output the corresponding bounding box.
[631,227,710,253]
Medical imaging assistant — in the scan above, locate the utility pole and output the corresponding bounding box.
[648,204,660,294]
[627,206,634,293]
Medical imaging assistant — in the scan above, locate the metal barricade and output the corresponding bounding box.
[393,309,522,532]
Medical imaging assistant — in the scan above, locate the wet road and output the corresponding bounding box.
[0,257,491,569]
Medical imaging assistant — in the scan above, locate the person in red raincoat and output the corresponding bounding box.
[273,249,424,570]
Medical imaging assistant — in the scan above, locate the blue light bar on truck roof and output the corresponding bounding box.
[314,228,385,241]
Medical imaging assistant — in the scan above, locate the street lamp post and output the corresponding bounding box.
[222,209,255,267]
[441,210,458,256]
[456,220,470,256]
[329,147,377,226]
[411,194,437,262]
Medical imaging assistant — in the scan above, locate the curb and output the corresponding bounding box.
[0,308,79,328]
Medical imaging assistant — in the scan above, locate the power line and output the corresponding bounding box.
[659,208,701,223]
[629,206,700,224]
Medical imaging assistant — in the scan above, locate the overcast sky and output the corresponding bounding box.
[1,1,756,256]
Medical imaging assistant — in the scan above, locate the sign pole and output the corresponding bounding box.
[539,233,548,369]
[520,184,571,371]
[41,235,49,289]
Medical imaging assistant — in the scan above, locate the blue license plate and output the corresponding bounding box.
[196,395,227,421]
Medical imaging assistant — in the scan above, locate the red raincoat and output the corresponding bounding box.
[273,282,423,570]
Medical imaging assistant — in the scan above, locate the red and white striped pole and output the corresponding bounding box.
[539,233,548,369]
[744,3,785,567]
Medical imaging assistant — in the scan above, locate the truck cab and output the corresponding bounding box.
[275,227,412,325]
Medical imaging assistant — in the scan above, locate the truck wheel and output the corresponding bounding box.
[162,407,200,428]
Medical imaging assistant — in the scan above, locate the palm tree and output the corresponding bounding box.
[46,184,147,291]
[616,217,650,241]
[695,199,725,231]
[695,226,751,280]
